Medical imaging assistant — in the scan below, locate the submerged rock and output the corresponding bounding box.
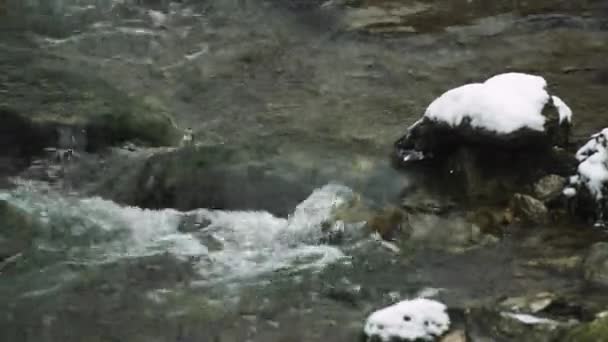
[583,242,608,288]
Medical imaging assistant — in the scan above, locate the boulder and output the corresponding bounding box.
[511,193,549,225]
[392,73,573,203]
[394,73,572,164]
[583,242,608,287]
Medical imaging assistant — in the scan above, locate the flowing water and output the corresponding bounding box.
[3,0,608,341]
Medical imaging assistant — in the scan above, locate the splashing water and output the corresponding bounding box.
[1,181,354,284]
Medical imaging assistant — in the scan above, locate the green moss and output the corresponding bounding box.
[3,62,178,150]
[562,316,608,342]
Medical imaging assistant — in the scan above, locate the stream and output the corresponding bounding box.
[2,0,608,341]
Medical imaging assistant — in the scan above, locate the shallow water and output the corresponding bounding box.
[3,0,608,341]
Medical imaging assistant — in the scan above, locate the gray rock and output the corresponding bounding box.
[583,242,608,287]
[534,174,567,202]
[511,193,549,225]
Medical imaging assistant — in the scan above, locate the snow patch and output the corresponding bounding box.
[424,72,570,134]
[575,128,608,161]
[552,96,572,124]
[568,129,608,201]
[565,128,608,226]
[562,187,577,198]
[364,298,450,341]
[577,148,608,200]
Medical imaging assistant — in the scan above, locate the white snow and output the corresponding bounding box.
[364,298,450,341]
[575,128,608,161]
[562,187,577,198]
[569,128,608,201]
[577,148,608,200]
[424,72,571,134]
[552,96,573,124]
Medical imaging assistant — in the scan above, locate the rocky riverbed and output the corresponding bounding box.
[2,0,608,341]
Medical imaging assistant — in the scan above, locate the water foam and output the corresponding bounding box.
[2,181,352,284]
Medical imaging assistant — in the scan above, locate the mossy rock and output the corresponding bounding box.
[562,316,608,342]
[1,53,179,153]
[96,144,315,216]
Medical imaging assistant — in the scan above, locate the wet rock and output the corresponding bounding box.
[533,174,566,202]
[465,307,566,342]
[583,242,608,287]
[511,193,549,225]
[500,292,555,314]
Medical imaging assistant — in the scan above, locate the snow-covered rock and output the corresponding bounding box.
[394,72,572,163]
[565,128,608,226]
[363,298,450,341]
